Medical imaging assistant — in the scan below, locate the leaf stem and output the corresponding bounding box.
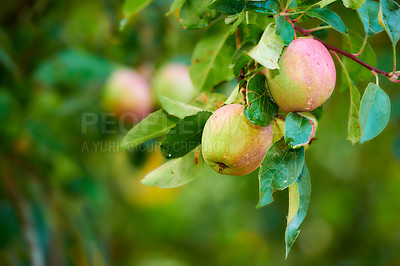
[392,43,397,75]
[293,25,400,83]
[292,0,324,23]
[304,25,332,33]
[353,34,368,57]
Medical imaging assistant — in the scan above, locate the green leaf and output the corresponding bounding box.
[275,16,295,46]
[0,44,19,78]
[123,0,153,18]
[347,81,361,144]
[225,80,245,104]
[180,0,219,30]
[245,24,264,43]
[379,0,400,46]
[231,41,254,76]
[359,83,391,143]
[190,92,227,111]
[244,73,278,127]
[285,164,311,258]
[357,0,384,37]
[343,0,365,9]
[320,0,337,9]
[159,95,204,118]
[257,138,305,208]
[190,20,235,91]
[284,112,315,149]
[245,0,280,14]
[342,32,376,84]
[248,23,284,69]
[208,0,246,15]
[167,0,187,15]
[227,12,245,35]
[160,111,212,159]
[120,110,179,149]
[141,147,204,188]
[306,8,348,34]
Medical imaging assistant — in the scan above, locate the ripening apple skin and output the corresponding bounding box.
[265,38,336,112]
[152,63,195,103]
[102,69,153,123]
[202,104,273,176]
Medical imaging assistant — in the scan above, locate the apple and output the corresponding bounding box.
[102,69,153,123]
[265,38,336,112]
[202,104,273,176]
[152,63,195,103]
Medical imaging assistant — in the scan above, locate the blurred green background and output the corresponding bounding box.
[1,0,400,265]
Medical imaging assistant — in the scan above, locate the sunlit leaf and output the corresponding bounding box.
[123,0,153,19]
[159,95,204,119]
[141,147,204,188]
[359,83,390,143]
[343,0,365,10]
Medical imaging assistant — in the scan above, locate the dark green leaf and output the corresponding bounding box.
[285,164,311,258]
[245,0,280,14]
[306,8,348,34]
[245,24,264,43]
[257,138,305,208]
[357,0,384,37]
[379,0,400,46]
[180,0,219,30]
[244,73,278,127]
[161,111,212,159]
[120,110,179,149]
[190,20,235,90]
[208,0,246,15]
[275,16,295,45]
[142,147,204,188]
[359,83,391,143]
[232,41,254,76]
[284,112,315,149]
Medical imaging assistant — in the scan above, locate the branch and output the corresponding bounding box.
[293,25,400,83]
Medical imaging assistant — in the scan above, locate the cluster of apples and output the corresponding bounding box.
[202,38,336,175]
[102,63,195,123]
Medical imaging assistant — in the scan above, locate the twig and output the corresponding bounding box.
[293,25,400,83]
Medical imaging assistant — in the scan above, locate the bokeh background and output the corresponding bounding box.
[1,0,400,265]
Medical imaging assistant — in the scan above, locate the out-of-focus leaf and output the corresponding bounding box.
[141,147,204,188]
[245,0,280,14]
[0,45,18,78]
[257,138,305,208]
[343,0,365,9]
[284,112,315,149]
[180,0,219,30]
[249,23,284,69]
[358,0,384,37]
[342,32,376,84]
[167,0,187,15]
[348,81,361,144]
[379,0,400,46]
[160,111,212,159]
[123,0,153,19]
[359,83,390,143]
[120,110,179,149]
[159,95,204,118]
[306,8,348,34]
[285,164,311,258]
[244,73,278,127]
[208,0,246,15]
[225,80,245,104]
[275,16,294,46]
[190,20,235,91]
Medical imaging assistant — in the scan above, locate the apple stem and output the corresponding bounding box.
[293,25,400,83]
[218,163,227,173]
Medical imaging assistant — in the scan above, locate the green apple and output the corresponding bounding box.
[102,69,153,123]
[202,104,273,176]
[265,38,336,112]
[152,63,195,104]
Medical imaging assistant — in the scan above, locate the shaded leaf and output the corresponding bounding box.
[120,110,179,149]
[257,138,305,208]
[190,20,235,91]
[249,23,284,69]
[161,111,212,159]
[142,147,204,188]
[244,73,278,126]
[275,16,295,46]
[180,0,219,30]
[379,0,400,46]
[357,0,384,37]
[167,0,187,15]
[285,164,311,258]
[159,95,204,118]
[208,0,246,15]
[306,8,348,34]
[284,112,314,149]
[359,83,390,143]
[245,0,280,14]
